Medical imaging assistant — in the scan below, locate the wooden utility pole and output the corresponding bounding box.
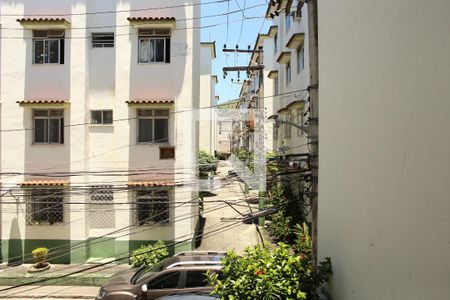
[307,0,319,267]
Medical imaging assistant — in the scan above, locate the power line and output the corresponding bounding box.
[0,0,230,18]
[0,3,267,32]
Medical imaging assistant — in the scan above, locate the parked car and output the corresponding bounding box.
[96,254,224,300]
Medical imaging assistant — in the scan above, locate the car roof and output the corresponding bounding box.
[161,255,223,270]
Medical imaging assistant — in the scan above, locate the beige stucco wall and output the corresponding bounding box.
[318,0,450,299]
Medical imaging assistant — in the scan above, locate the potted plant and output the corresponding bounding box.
[28,247,50,273]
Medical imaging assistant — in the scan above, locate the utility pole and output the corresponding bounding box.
[307,0,320,266]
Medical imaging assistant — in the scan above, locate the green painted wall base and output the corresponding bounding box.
[0,238,194,264]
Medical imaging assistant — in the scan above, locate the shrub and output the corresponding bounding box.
[130,240,169,268]
[199,150,218,173]
[207,228,332,300]
[32,247,49,267]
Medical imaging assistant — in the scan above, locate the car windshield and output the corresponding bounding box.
[132,262,165,284]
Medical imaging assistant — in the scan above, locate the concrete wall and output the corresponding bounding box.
[318,0,450,299]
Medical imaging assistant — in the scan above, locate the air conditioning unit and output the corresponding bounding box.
[291,10,302,21]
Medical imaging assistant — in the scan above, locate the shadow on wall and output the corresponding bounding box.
[7,218,23,266]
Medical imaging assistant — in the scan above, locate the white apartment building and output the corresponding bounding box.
[264,0,310,156]
[0,0,205,264]
[318,0,450,299]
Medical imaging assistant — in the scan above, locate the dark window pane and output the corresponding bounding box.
[103,110,113,124]
[49,119,61,143]
[138,109,153,117]
[34,40,44,64]
[92,33,114,48]
[154,119,168,143]
[154,109,169,117]
[147,272,180,289]
[33,31,47,38]
[185,271,209,288]
[47,40,59,63]
[154,39,165,62]
[139,119,153,143]
[165,38,171,63]
[50,110,63,117]
[34,110,48,117]
[91,111,102,124]
[34,119,48,143]
[60,38,65,64]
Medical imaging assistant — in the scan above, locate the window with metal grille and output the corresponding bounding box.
[92,33,114,48]
[135,189,170,225]
[33,109,64,144]
[91,185,114,201]
[27,189,64,225]
[138,29,171,63]
[90,185,115,228]
[33,30,65,64]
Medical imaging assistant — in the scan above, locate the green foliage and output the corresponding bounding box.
[130,240,169,268]
[199,150,219,173]
[266,185,304,244]
[32,247,49,264]
[207,238,332,300]
[265,152,280,176]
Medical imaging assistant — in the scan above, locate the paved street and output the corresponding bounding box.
[0,285,98,299]
[196,160,263,254]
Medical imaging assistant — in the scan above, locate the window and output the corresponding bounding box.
[91,185,114,201]
[273,126,278,140]
[135,189,170,225]
[297,44,305,73]
[274,78,279,96]
[160,147,175,159]
[274,33,278,53]
[33,110,64,144]
[138,29,171,63]
[137,109,169,144]
[27,189,64,225]
[286,61,292,85]
[33,30,65,64]
[91,110,113,125]
[147,272,180,289]
[90,185,115,229]
[284,114,292,139]
[285,12,291,33]
[296,109,304,136]
[92,33,114,48]
[185,271,209,288]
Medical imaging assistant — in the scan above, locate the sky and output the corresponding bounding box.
[201,0,271,103]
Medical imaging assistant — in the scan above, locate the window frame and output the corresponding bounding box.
[138,29,171,64]
[274,33,278,53]
[297,44,305,73]
[285,12,291,33]
[284,113,292,139]
[33,109,64,145]
[91,32,115,48]
[286,61,292,86]
[137,109,169,144]
[26,188,64,225]
[296,109,304,137]
[32,30,64,64]
[91,110,113,125]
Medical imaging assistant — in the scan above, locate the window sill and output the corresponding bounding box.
[31,143,65,146]
[137,62,170,65]
[137,142,171,146]
[88,124,114,127]
[32,63,64,66]
[27,222,65,226]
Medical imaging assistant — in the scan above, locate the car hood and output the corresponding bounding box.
[104,268,138,286]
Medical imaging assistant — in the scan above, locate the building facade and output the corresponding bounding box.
[0,0,205,264]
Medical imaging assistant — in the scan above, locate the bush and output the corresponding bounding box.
[207,227,332,300]
[32,247,49,267]
[130,240,169,268]
[199,150,218,173]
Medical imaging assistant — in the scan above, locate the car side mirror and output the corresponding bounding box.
[141,284,148,293]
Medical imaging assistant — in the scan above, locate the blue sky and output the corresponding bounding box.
[201,0,270,103]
